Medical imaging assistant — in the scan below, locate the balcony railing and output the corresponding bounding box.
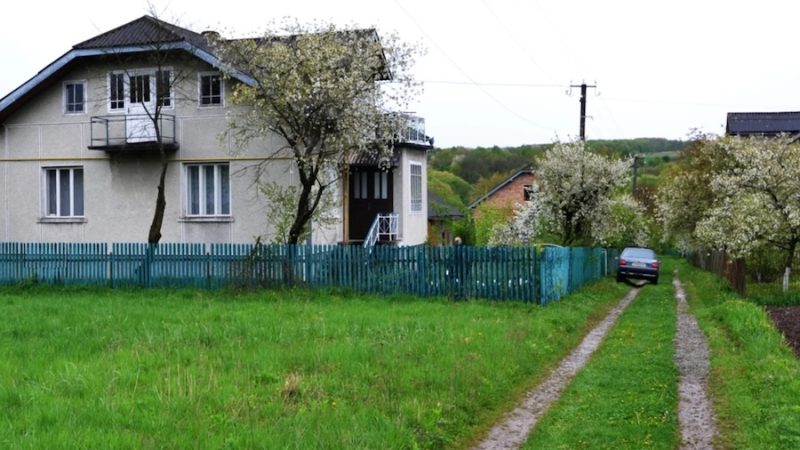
[401,115,428,145]
[89,114,179,152]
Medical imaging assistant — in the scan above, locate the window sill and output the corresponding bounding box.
[179,216,234,223]
[38,217,87,224]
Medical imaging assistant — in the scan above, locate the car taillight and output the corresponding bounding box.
[651,261,660,269]
[619,258,627,266]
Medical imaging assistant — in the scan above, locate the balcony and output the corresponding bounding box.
[397,114,433,148]
[89,114,179,152]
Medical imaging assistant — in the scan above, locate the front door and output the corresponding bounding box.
[349,168,393,242]
[126,72,156,143]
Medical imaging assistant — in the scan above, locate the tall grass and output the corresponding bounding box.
[523,265,678,449]
[0,281,629,449]
[675,260,800,449]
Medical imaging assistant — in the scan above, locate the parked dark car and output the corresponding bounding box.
[616,247,660,284]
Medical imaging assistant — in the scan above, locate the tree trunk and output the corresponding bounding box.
[287,183,313,245]
[148,161,169,244]
[783,239,797,293]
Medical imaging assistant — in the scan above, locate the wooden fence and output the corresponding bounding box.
[690,249,746,296]
[0,242,618,304]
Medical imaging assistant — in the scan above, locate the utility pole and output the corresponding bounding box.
[569,82,597,141]
[632,154,643,196]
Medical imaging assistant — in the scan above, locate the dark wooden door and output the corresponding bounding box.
[349,168,394,241]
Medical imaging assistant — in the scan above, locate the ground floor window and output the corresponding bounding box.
[186,163,230,216]
[44,167,84,217]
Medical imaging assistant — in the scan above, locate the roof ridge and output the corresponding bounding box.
[72,15,191,50]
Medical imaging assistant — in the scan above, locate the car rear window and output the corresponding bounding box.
[621,248,656,259]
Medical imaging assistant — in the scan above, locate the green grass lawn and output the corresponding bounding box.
[0,281,629,449]
[523,263,678,449]
[675,259,800,449]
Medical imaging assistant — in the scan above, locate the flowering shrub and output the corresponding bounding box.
[489,141,644,247]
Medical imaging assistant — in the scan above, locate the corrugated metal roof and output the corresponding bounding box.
[428,191,464,219]
[726,112,800,136]
[73,16,214,54]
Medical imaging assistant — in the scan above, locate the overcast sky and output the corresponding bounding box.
[2,0,798,147]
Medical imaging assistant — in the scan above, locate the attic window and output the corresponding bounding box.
[64,81,86,114]
[199,73,222,106]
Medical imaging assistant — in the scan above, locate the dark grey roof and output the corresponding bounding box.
[726,112,800,136]
[428,192,464,219]
[73,16,214,54]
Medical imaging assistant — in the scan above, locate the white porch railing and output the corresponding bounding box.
[364,213,399,249]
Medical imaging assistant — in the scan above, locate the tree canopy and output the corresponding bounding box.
[489,141,644,247]
[215,20,420,243]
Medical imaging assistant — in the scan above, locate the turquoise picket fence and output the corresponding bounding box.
[0,242,618,303]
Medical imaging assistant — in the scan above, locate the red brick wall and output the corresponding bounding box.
[473,173,535,220]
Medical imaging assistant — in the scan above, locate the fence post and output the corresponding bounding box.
[305,243,312,287]
[539,247,546,305]
[206,248,212,289]
[417,246,426,297]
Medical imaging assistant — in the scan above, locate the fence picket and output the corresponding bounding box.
[0,242,612,302]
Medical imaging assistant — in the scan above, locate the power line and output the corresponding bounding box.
[391,0,556,132]
[420,80,565,88]
[479,0,560,86]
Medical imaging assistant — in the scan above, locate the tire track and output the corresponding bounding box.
[472,287,640,450]
[673,275,717,449]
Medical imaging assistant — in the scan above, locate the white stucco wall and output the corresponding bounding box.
[0,55,428,246]
[394,147,428,246]
[0,57,305,244]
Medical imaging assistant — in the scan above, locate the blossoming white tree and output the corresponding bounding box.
[692,134,800,292]
[657,132,731,250]
[489,141,639,246]
[488,184,544,246]
[215,20,420,244]
[536,141,632,245]
[591,194,652,248]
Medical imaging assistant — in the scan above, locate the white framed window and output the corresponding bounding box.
[186,163,230,216]
[352,171,369,200]
[129,73,151,104]
[374,171,388,199]
[156,69,172,107]
[44,167,84,217]
[198,72,223,106]
[64,81,86,114]
[107,69,173,112]
[410,162,423,212]
[109,72,125,111]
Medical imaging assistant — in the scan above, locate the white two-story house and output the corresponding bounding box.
[0,16,432,245]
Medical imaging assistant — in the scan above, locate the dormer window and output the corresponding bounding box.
[199,73,222,106]
[64,81,86,114]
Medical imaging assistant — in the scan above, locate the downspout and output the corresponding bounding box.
[2,124,7,241]
[342,168,349,244]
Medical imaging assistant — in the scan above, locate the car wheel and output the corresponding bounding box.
[652,277,659,285]
[616,273,624,283]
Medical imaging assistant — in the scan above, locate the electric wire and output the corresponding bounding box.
[391,0,556,132]
[479,0,561,86]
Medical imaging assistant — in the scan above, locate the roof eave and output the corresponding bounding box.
[0,42,255,122]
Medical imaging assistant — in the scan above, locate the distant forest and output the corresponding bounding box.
[429,138,685,185]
